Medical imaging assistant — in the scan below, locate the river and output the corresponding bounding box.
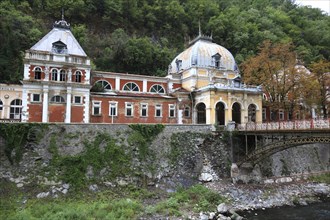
[239,200,330,220]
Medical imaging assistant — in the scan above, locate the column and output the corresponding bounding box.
[83,93,90,123]
[67,68,72,82]
[227,92,232,124]
[42,85,49,123]
[143,79,147,92]
[65,87,72,123]
[115,77,120,90]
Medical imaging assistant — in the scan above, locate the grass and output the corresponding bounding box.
[0,183,227,220]
[308,173,330,184]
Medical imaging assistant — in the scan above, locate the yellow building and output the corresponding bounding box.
[168,34,262,125]
[0,84,23,121]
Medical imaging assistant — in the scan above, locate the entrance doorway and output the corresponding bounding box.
[196,103,206,124]
[232,102,241,124]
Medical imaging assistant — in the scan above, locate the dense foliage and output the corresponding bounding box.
[0,0,329,83]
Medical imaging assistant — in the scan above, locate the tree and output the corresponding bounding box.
[309,60,330,118]
[241,41,303,120]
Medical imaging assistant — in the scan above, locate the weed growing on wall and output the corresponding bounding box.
[128,124,164,159]
[48,132,132,189]
[0,123,48,164]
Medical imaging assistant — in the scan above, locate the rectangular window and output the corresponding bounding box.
[279,109,284,120]
[169,104,175,117]
[32,94,41,102]
[262,108,266,121]
[155,104,162,117]
[73,96,82,104]
[140,103,148,117]
[92,101,101,115]
[109,102,117,116]
[125,102,133,116]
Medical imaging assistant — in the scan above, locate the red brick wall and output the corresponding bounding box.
[49,105,65,122]
[28,104,43,122]
[71,106,84,123]
[90,96,177,124]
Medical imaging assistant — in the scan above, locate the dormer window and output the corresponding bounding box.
[52,40,67,54]
[212,53,221,69]
[175,59,182,72]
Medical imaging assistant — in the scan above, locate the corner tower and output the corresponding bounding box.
[168,34,263,126]
[22,18,91,123]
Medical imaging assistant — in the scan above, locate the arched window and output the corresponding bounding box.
[94,80,112,91]
[59,70,66,81]
[184,106,190,117]
[34,67,42,80]
[10,99,22,119]
[150,84,165,94]
[50,95,65,103]
[123,82,139,92]
[51,69,58,81]
[0,99,3,111]
[75,71,82,82]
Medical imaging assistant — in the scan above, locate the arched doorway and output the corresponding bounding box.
[196,103,206,124]
[248,104,257,122]
[216,102,225,125]
[232,102,241,124]
[10,99,22,120]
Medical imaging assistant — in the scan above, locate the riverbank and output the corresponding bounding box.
[205,179,330,212]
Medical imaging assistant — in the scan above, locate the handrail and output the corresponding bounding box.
[237,119,330,131]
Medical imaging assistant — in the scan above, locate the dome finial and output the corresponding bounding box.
[53,8,70,30]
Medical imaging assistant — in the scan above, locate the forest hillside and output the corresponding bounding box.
[0,0,329,83]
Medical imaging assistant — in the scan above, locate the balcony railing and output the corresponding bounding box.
[237,119,330,131]
[25,51,90,65]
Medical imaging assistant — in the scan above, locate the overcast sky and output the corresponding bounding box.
[295,0,330,15]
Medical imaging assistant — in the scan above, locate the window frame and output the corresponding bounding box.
[34,67,42,80]
[140,103,148,117]
[73,96,82,104]
[123,82,140,92]
[125,102,133,117]
[184,106,190,117]
[155,104,162,117]
[279,109,285,121]
[0,99,3,111]
[262,108,267,121]
[9,99,22,119]
[50,95,65,103]
[95,80,112,90]
[59,69,66,82]
[32,94,41,103]
[169,104,175,117]
[51,69,58,81]
[109,101,118,116]
[150,84,165,94]
[75,70,82,83]
[92,101,102,116]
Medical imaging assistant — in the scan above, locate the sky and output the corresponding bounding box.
[295,0,330,15]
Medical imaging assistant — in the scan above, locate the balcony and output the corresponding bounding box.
[25,51,91,66]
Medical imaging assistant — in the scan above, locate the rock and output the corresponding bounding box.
[37,192,50,198]
[199,173,213,182]
[275,177,293,183]
[217,214,230,220]
[199,212,209,220]
[264,179,274,184]
[62,183,70,189]
[217,203,229,214]
[16,183,24,188]
[104,181,115,187]
[117,179,128,186]
[89,184,98,192]
[209,212,216,219]
[62,188,68,194]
